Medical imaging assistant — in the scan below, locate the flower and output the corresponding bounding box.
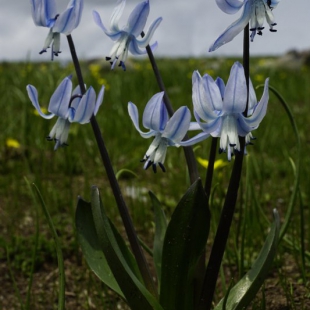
[6,138,21,149]
[128,92,191,172]
[30,0,83,59]
[209,0,280,51]
[181,62,269,160]
[93,0,162,70]
[26,76,104,150]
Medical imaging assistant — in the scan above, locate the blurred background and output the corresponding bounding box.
[1,0,309,61]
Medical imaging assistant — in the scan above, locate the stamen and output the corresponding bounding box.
[46,136,53,141]
[106,57,111,61]
[152,164,157,173]
[158,163,166,172]
[144,160,153,170]
[270,29,277,32]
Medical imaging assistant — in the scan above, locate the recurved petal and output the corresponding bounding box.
[192,71,219,122]
[142,92,168,132]
[223,62,247,113]
[49,76,72,118]
[26,85,55,119]
[110,0,125,32]
[94,86,105,116]
[242,78,269,128]
[247,78,258,115]
[162,106,191,143]
[126,0,149,36]
[179,132,210,147]
[209,0,251,52]
[194,110,222,134]
[72,86,96,124]
[136,17,162,47]
[216,0,244,14]
[128,102,155,138]
[93,10,122,40]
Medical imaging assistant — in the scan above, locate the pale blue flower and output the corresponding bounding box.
[128,92,191,172]
[93,0,162,70]
[26,76,104,150]
[182,62,269,160]
[209,0,280,51]
[30,0,83,58]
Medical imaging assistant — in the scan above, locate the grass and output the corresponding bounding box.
[0,56,309,309]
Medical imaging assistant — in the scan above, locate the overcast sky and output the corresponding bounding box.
[1,0,309,61]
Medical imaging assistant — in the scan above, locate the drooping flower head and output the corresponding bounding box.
[209,0,280,51]
[93,0,162,70]
[30,0,83,59]
[26,76,104,150]
[182,62,269,160]
[128,92,191,172]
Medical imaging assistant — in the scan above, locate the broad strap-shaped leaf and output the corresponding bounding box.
[88,186,163,310]
[160,179,210,310]
[214,209,280,310]
[149,191,167,287]
[75,198,124,297]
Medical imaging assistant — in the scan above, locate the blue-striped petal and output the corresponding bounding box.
[209,0,251,52]
[126,0,149,36]
[31,0,57,27]
[162,106,191,144]
[93,10,123,40]
[142,92,168,132]
[72,87,96,124]
[136,17,162,47]
[180,132,210,147]
[241,78,269,128]
[192,71,219,122]
[48,77,72,118]
[53,0,83,35]
[216,0,244,14]
[26,84,55,119]
[128,102,155,138]
[223,62,247,113]
[94,86,105,116]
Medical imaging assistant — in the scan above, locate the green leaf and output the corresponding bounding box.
[89,186,163,310]
[149,191,168,287]
[75,198,124,298]
[214,209,280,310]
[160,179,210,310]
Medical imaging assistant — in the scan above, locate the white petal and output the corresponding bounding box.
[110,0,125,32]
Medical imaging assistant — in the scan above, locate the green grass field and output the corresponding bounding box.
[0,56,309,309]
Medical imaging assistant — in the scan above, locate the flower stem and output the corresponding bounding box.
[204,137,218,198]
[66,35,157,297]
[144,39,199,184]
[198,26,250,310]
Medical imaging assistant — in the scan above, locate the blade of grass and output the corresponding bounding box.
[32,184,65,310]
